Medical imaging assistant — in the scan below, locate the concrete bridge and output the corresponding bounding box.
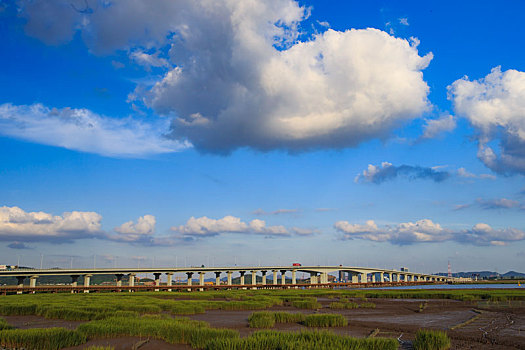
[0,265,455,294]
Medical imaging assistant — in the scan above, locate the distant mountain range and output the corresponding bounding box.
[436,271,525,279]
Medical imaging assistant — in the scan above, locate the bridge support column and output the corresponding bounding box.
[29,275,38,293]
[154,273,162,291]
[186,272,194,286]
[115,274,124,288]
[166,273,173,291]
[227,271,232,286]
[320,272,328,284]
[351,273,359,283]
[280,270,287,285]
[70,275,79,293]
[251,271,257,288]
[272,270,278,285]
[16,276,25,294]
[292,270,297,285]
[84,274,92,293]
[215,272,221,286]
[128,273,135,292]
[371,273,376,283]
[239,271,246,286]
[310,272,318,285]
[261,271,267,285]
[379,272,384,283]
[360,273,367,283]
[198,272,205,291]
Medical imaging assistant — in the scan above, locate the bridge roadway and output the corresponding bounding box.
[0,265,453,294]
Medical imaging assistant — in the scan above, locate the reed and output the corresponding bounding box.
[359,302,376,309]
[291,299,321,309]
[205,329,397,350]
[0,327,86,350]
[0,317,12,330]
[413,329,451,350]
[303,314,348,327]
[248,312,275,328]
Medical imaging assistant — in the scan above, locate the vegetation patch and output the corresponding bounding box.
[0,317,12,330]
[291,299,321,309]
[205,329,397,350]
[77,316,240,349]
[303,314,347,327]
[413,329,451,350]
[248,312,275,328]
[0,327,86,350]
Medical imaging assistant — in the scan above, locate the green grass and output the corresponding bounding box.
[291,299,321,309]
[205,329,397,350]
[329,301,359,309]
[0,327,86,350]
[413,329,451,350]
[303,314,348,327]
[248,311,306,328]
[248,312,275,328]
[359,302,376,309]
[0,317,12,330]
[77,316,240,349]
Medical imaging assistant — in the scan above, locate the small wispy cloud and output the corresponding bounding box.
[399,17,409,26]
[252,208,299,216]
[355,162,450,184]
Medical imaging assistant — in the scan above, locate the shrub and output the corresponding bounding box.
[413,329,451,350]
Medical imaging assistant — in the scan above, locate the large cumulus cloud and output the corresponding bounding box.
[0,206,103,243]
[449,67,525,175]
[17,0,433,153]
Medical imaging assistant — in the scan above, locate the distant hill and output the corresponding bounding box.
[436,270,525,279]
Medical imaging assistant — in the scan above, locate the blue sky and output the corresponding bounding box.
[1,0,524,275]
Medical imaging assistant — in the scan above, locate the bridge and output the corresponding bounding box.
[0,265,456,294]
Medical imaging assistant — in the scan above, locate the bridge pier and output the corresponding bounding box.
[153,273,162,291]
[261,270,267,285]
[292,270,297,285]
[29,275,38,293]
[70,275,80,293]
[128,273,135,292]
[272,270,278,285]
[16,276,25,294]
[251,271,257,289]
[115,274,124,288]
[215,272,221,286]
[310,272,318,285]
[198,272,205,291]
[239,271,246,286]
[83,274,92,293]
[166,272,173,291]
[186,272,194,288]
[371,273,376,283]
[360,273,366,283]
[227,271,232,286]
[281,270,287,285]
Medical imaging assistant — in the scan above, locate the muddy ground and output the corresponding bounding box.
[4,297,525,350]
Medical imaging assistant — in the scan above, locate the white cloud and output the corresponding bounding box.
[0,206,103,243]
[113,215,156,243]
[399,18,409,26]
[171,215,296,237]
[17,0,433,153]
[334,218,525,246]
[253,208,299,215]
[457,167,496,180]
[449,67,525,175]
[421,114,456,139]
[0,103,189,157]
[130,50,169,70]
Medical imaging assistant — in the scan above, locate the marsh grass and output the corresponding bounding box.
[0,327,86,350]
[413,329,451,350]
[248,312,275,328]
[291,299,321,309]
[0,317,12,330]
[303,314,347,327]
[329,301,359,309]
[248,311,306,328]
[77,316,239,349]
[205,329,397,350]
[359,302,376,309]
